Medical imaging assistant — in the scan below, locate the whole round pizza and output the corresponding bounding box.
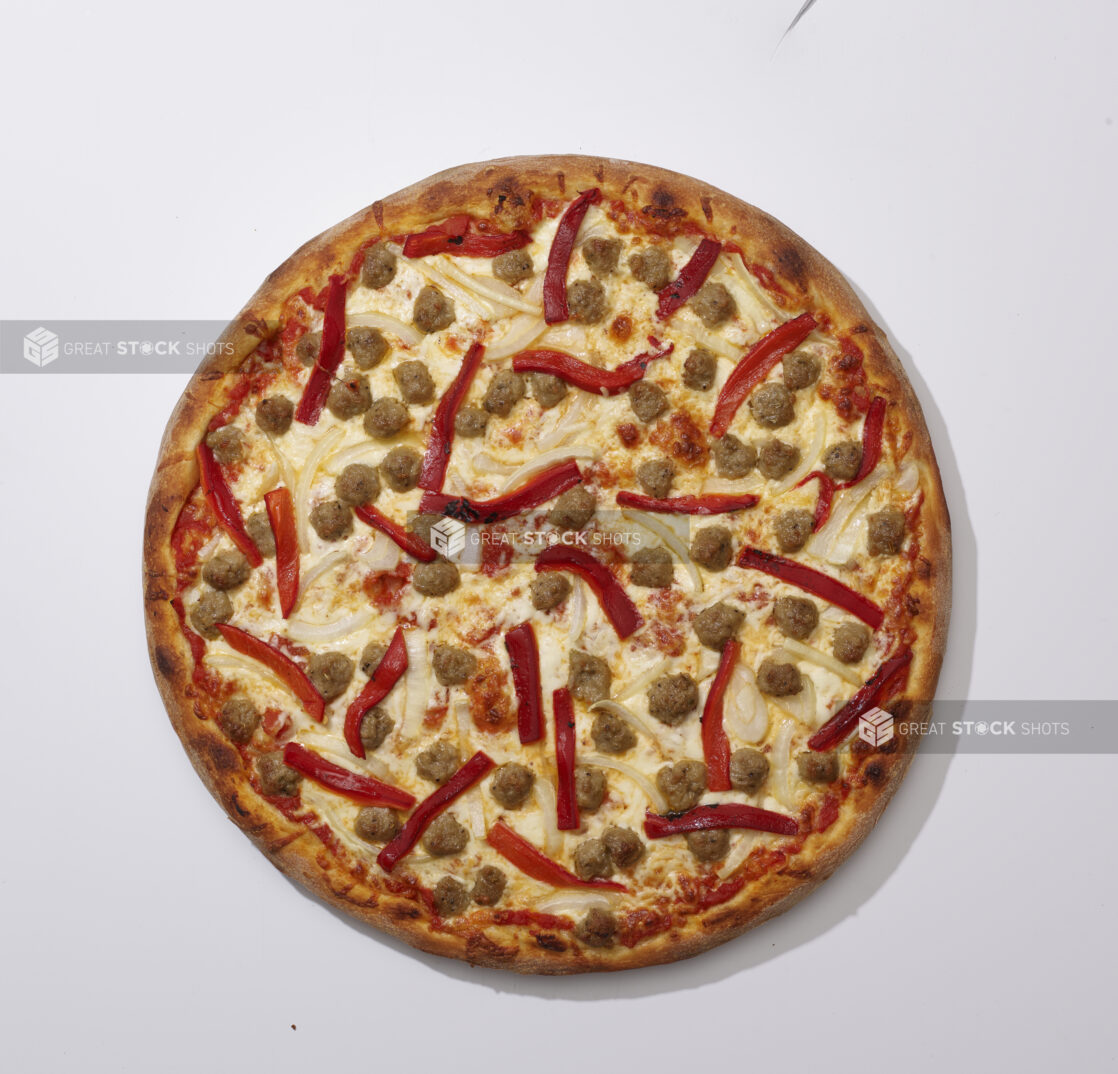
[143,156,951,973]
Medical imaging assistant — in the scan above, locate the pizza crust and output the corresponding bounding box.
[144,155,951,973]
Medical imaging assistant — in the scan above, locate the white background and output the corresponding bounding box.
[2,1,1115,1069]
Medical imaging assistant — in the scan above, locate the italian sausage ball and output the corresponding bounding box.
[202,550,251,591]
[295,331,321,367]
[355,806,400,844]
[219,697,259,744]
[647,674,699,726]
[335,463,379,506]
[774,508,813,553]
[823,441,863,482]
[629,247,672,291]
[490,763,535,809]
[690,526,733,572]
[690,282,736,328]
[327,375,372,419]
[471,866,507,906]
[630,546,673,588]
[484,371,525,416]
[379,447,422,492]
[363,398,409,439]
[206,425,242,464]
[310,500,352,541]
[757,658,802,696]
[393,361,435,405]
[361,245,397,289]
[686,829,730,862]
[422,813,469,856]
[692,602,744,650]
[591,711,636,754]
[833,623,871,663]
[416,740,460,785]
[413,286,454,334]
[575,766,606,812]
[548,486,596,530]
[454,406,489,438]
[492,249,533,285]
[255,395,294,435]
[636,458,675,498]
[189,589,232,639]
[628,381,668,423]
[782,352,820,390]
[729,748,769,794]
[359,708,394,752]
[683,347,717,391]
[576,908,618,948]
[868,506,906,555]
[306,652,354,701]
[773,596,819,640]
[433,877,469,917]
[245,511,275,557]
[567,279,607,324]
[657,760,707,812]
[713,434,757,478]
[573,838,613,880]
[431,644,477,686]
[583,237,621,277]
[749,383,795,428]
[346,325,389,369]
[797,751,839,783]
[758,438,800,480]
[412,560,460,596]
[257,752,301,797]
[530,574,571,611]
[529,373,568,409]
[569,651,612,704]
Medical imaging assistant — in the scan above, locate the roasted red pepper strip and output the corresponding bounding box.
[402,215,532,258]
[343,627,409,758]
[736,546,884,630]
[844,394,886,488]
[264,487,299,616]
[794,471,837,531]
[535,546,644,639]
[418,342,485,491]
[657,238,722,319]
[543,188,601,323]
[512,337,674,395]
[353,503,436,562]
[615,491,759,515]
[294,274,347,426]
[643,803,800,839]
[216,624,325,721]
[282,743,416,809]
[486,821,628,892]
[702,640,739,791]
[419,460,582,524]
[553,687,579,831]
[196,442,263,567]
[505,622,543,745]
[710,312,818,437]
[377,751,495,872]
[808,648,913,752]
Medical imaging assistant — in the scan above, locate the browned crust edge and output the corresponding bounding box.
[143,155,952,974]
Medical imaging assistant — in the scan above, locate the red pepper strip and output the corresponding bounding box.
[736,546,884,630]
[505,622,543,745]
[419,460,582,524]
[710,312,818,437]
[282,743,416,809]
[615,491,759,515]
[343,627,409,758]
[196,442,263,568]
[512,337,674,396]
[794,471,837,532]
[486,821,628,892]
[418,342,485,491]
[535,546,644,640]
[657,238,722,320]
[377,751,495,872]
[402,215,531,258]
[808,648,914,752]
[553,687,579,830]
[353,503,436,562]
[702,640,739,791]
[843,395,886,489]
[643,803,800,840]
[264,487,299,616]
[294,274,347,426]
[543,188,602,323]
[215,624,325,721]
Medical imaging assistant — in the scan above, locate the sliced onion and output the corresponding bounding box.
[295,426,345,552]
[524,272,545,307]
[402,255,501,319]
[355,531,400,572]
[621,510,701,593]
[581,753,668,814]
[453,698,473,762]
[670,318,739,360]
[537,323,589,351]
[717,832,759,879]
[590,700,666,754]
[323,441,383,475]
[400,631,429,740]
[533,891,618,916]
[535,391,590,451]
[486,313,547,361]
[781,638,863,687]
[896,460,920,494]
[263,433,297,496]
[566,579,586,647]
[723,663,769,744]
[499,445,598,493]
[772,410,827,494]
[196,531,224,562]
[768,714,797,809]
[808,467,886,562]
[532,780,562,857]
[435,256,541,315]
[293,731,391,780]
[285,607,375,644]
[347,311,422,347]
[294,550,348,610]
[770,667,819,728]
[615,655,673,702]
[205,651,292,701]
[469,450,519,476]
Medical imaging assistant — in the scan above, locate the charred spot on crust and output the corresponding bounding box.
[864,760,887,785]
[556,171,566,196]
[389,903,422,921]
[642,187,687,221]
[230,793,250,818]
[487,177,533,228]
[772,244,807,293]
[700,196,713,223]
[199,734,240,775]
[535,933,566,952]
[466,934,517,963]
[155,645,177,679]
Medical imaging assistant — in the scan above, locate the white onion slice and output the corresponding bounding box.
[435,257,541,315]
[294,550,347,610]
[717,833,759,880]
[768,714,797,809]
[399,631,429,739]
[295,426,345,552]
[590,700,666,754]
[771,670,819,728]
[262,433,297,499]
[285,607,375,644]
[533,891,618,916]
[621,510,701,593]
[323,441,383,475]
[485,313,547,360]
[581,753,668,814]
[532,780,562,857]
[896,460,920,494]
[670,318,740,360]
[205,651,291,701]
[723,663,769,744]
[402,255,500,318]
[566,579,586,647]
[347,311,422,347]
[772,410,827,494]
[808,467,887,562]
[498,445,598,493]
[470,450,519,476]
[781,638,863,687]
[454,698,473,762]
[615,655,673,702]
[298,731,391,780]
[196,532,223,562]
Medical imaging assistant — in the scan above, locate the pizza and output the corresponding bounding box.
[143,156,951,973]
